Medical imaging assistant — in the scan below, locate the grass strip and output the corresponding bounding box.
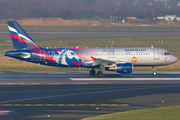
[81,105,180,120]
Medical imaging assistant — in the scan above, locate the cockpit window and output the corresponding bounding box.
[164,52,170,55]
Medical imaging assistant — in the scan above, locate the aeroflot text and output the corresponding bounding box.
[125,49,146,51]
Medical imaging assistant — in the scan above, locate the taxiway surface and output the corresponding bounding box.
[1,31,180,40]
[0,72,180,120]
[0,72,180,84]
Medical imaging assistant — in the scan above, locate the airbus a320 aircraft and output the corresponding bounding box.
[5,21,177,76]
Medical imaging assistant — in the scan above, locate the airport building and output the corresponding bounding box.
[156,15,180,21]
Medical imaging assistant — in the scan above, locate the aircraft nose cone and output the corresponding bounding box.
[174,56,178,63]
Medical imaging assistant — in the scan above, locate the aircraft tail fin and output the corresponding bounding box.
[7,21,39,50]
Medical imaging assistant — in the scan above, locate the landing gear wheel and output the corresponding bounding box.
[153,72,157,76]
[97,71,103,77]
[89,69,96,76]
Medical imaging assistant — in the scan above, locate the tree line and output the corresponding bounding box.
[0,0,180,20]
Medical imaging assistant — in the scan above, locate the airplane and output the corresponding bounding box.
[5,21,178,77]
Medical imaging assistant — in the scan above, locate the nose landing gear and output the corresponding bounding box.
[152,66,157,76]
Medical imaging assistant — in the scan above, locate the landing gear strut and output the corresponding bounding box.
[97,71,103,77]
[89,69,96,76]
[152,66,157,76]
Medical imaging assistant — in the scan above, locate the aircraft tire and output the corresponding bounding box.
[97,71,103,77]
[89,70,96,76]
[153,72,157,76]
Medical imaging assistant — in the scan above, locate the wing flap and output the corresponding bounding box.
[93,58,125,67]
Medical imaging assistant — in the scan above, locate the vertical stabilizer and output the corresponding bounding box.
[7,21,39,50]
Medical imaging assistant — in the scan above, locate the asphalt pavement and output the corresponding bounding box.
[0,72,179,120]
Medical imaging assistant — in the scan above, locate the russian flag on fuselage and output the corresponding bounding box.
[7,21,39,50]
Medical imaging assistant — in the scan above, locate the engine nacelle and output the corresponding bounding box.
[116,63,133,73]
[106,63,133,74]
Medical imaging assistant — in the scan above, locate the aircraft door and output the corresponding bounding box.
[111,49,115,58]
[108,49,115,58]
[154,49,159,60]
[40,50,45,61]
[108,49,111,58]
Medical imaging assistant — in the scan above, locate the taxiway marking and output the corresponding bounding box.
[0,110,14,115]
[70,78,180,81]
[0,104,128,107]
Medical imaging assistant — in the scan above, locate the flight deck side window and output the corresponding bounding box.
[164,52,170,55]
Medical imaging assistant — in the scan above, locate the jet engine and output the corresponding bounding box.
[105,63,133,74]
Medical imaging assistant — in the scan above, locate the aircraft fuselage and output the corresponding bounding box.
[5,47,177,68]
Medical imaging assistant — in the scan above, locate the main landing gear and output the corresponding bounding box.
[89,69,103,77]
[152,66,157,76]
[89,69,96,76]
[97,71,103,77]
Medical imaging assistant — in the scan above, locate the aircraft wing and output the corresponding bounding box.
[93,58,126,68]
